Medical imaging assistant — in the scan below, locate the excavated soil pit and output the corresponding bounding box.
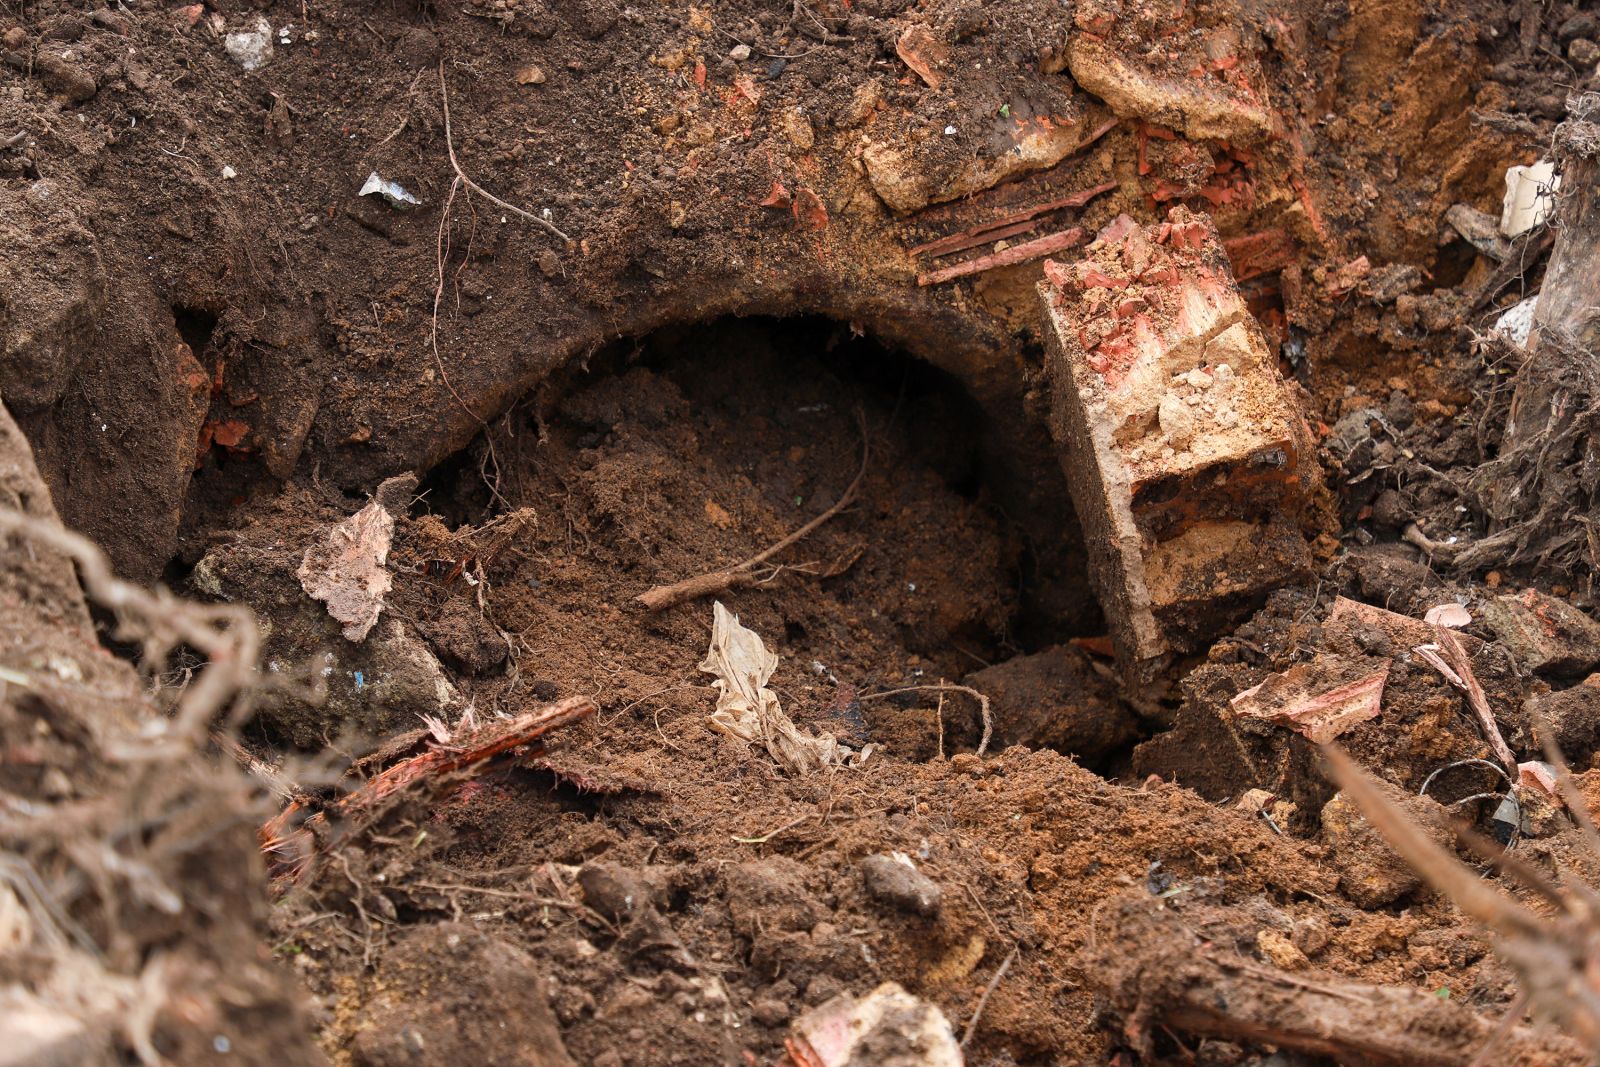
[376,313,1120,766]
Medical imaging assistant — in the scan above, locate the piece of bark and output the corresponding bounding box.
[1089,893,1589,1066]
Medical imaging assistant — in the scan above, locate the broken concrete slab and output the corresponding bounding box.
[1066,3,1273,143]
[863,117,1092,216]
[1321,596,1484,659]
[787,982,962,1067]
[1481,589,1600,676]
[1039,207,1315,678]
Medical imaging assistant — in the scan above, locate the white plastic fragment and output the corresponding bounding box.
[359,171,422,209]
[1501,160,1559,238]
[223,17,274,72]
[1493,293,1539,346]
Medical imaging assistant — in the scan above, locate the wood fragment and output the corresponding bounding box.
[636,418,868,612]
[917,227,1085,286]
[261,697,596,884]
[1092,888,1589,1066]
[907,181,1118,258]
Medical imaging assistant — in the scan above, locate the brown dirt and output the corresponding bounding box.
[6,0,1600,1063]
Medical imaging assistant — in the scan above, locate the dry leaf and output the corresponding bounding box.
[297,478,415,641]
[1424,602,1473,628]
[699,601,867,774]
[1230,656,1389,744]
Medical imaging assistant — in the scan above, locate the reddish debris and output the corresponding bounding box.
[917,227,1086,286]
[895,25,949,91]
[759,180,791,209]
[792,187,828,231]
[1223,229,1297,281]
[260,697,597,886]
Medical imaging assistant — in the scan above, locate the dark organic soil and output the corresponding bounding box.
[7,0,1600,1063]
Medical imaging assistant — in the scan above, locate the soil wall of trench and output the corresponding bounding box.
[1,0,1533,586]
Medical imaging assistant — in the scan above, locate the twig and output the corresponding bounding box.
[636,415,870,611]
[917,227,1086,286]
[860,683,993,757]
[1430,627,1517,774]
[960,947,1017,1048]
[438,62,571,243]
[731,811,814,844]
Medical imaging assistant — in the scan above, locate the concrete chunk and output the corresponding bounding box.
[1481,589,1600,676]
[1038,207,1315,678]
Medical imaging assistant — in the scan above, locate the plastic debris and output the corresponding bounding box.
[223,17,274,72]
[700,601,871,775]
[359,171,422,209]
[785,982,963,1067]
[1501,160,1559,238]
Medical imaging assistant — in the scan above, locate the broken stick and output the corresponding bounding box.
[1092,889,1590,1066]
[635,418,869,612]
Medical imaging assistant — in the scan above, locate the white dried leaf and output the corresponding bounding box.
[1423,603,1472,628]
[297,500,395,642]
[699,601,867,775]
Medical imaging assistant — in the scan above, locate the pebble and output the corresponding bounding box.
[859,853,942,916]
[729,43,751,61]
[1158,393,1196,445]
[578,862,650,921]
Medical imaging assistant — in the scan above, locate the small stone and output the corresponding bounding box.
[1572,38,1600,69]
[515,63,546,85]
[1158,392,1196,445]
[1561,13,1598,44]
[728,43,751,61]
[223,17,274,72]
[859,853,942,916]
[750,997,788,1027]
[1183,367,1213,389]
[1256,928,1308,970]
[578,862,651,921]
[2,27,27,50]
